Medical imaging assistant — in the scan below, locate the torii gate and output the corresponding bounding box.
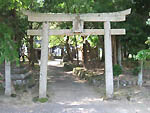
[23,9,131,98]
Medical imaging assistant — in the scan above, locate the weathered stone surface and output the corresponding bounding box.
[5,60,11,96]
[11,71,32,80]
[11,66,29,74]
[104,21,114,98]
[39,22,49,98]
[27,29,126,36]
[73,67,104,87]
[23,9,131,22]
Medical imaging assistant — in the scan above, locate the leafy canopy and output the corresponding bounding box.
[136,49,150,61]
[0,23,19,63]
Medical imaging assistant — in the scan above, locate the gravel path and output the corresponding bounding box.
[0,60,150,113]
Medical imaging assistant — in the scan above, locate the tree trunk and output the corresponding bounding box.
[28,22,39,68]
[29,35,35,68]
[123,43,128,60]
[117,39,122,67]
[61,47,64,58]
[82,37,88,67]
[99,37,105,61]
[112,36,117,65]
[66,36,73,62]
[5,60,12,96]
[75,37,79,65]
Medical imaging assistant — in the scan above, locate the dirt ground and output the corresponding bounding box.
[0,60,150,113]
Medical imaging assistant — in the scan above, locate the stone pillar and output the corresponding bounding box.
[5,60,11,96]
[104,21,114,98]
[39,22,49,98]
[138,60,143,87]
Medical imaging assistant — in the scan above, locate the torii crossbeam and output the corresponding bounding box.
[23,9,131,98]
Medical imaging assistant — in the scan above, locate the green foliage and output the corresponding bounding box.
[136,49,150,61]
[146,19,150,26]
[49,36,65,48]
[11,94,17,97]
[0,0,149,65]
[119,0,150,56]
[0,0,39,64]
[42,0,94,13]
[145,37,150,46]
[42,0,150,58]
[38,98,48,103]
[121,11,148,55]
[32,96,39,103]
[33,96,48,103]
[0,23,19,63]
[113,65,122,76]
[69,35,84,47]
[132,67,140,76]
[87,35,100,48]
[133,0,150,16]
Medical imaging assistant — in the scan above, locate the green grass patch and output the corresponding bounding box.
[32,96,48,103]
[11,94,17,97]
[38,98,48,103]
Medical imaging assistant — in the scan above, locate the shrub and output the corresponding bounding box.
[132,67,140,76]
[113,65,122,76]
[11,94,17,97]
[32,96,39,103]
[64,62,76,71]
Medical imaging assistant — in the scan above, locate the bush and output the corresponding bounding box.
[64,62,76,71]
[113,65,122,76]
[132,67,140,76]
[11,94,17,97]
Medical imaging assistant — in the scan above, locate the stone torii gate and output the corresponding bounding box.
[23,9,131,98]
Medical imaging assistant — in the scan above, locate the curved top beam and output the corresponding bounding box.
[23,9,131,22]
[106,8,131,16]
[81,8,131,17]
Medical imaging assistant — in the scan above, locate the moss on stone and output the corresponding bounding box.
[38,98,48,103]
[32,97,48,103]
[73,67,105,86]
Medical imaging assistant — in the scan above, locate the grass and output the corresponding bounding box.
[32,96,48,103]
